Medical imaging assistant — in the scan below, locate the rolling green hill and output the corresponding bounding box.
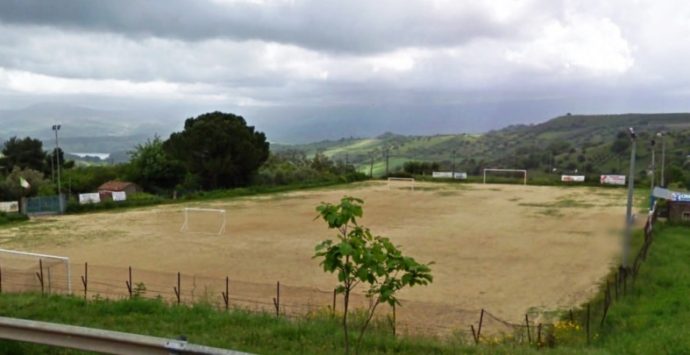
[274,113,690,181]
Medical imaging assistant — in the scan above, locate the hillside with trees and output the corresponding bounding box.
[275,113,690,188]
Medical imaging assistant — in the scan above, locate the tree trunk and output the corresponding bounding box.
[343,286,350,355]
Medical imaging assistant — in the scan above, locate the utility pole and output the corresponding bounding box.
[659,132,666,187]
[623,127,636,269]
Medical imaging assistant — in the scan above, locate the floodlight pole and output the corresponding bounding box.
[623,128,636,269]
[659,133,666,187]
[53,124,63,212]
[650,138,656,210]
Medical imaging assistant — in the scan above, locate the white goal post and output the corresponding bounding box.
[180,208,227,235]
[387,177,415,190]
[483,169,528,185]
[0,248,71,294]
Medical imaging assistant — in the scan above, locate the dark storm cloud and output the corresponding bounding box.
[0,0,515,54]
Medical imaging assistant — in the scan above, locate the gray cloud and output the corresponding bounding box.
[1,1,690,144]
[0,0,521,54]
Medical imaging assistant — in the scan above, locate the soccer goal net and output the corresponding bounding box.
[483,169,528,185]
[387,177,415,190]
[180,208,227,235]
[0,249,71,294]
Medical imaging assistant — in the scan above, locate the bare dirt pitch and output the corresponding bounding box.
[0,181,627,334]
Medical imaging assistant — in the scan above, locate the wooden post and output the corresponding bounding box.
[36,259,44,295]
[272,281,281,316]
[601,280,611,325]
[476,309,485,343]
[221,277,229,311]
[470,325,478,345]
[80,262,88,300]
[125,266,132,298]
[173,272,181,305]
[569,309,574,323]
[525,313,531,343]
[537,323,542,346]
[586,304,591,345]
[614,272,619,301]
[332,288,336,316]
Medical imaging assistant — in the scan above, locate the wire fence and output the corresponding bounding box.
[0,255,552,342]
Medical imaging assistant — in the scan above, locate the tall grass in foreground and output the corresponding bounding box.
[0,293,558,355]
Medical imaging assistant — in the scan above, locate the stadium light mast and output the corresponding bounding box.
[623,127,636,269]
[658,132,666,187]
[52,124,62,208]
[650,137,656,210]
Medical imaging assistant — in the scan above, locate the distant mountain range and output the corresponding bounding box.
[2,104,689,172]
[0,103,177,162]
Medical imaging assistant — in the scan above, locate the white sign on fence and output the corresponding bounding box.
[432,171,468,180]
[79,193,101,205]
[561,175,586,182]
[112,191,127,202]
[0,201,19,213]
[600,175,626,186]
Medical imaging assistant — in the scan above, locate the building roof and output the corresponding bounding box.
[98,180,137,192]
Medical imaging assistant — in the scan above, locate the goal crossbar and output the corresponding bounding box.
[387,177,415,190]
[483,169,528,185]
[180,208,227,235]
[0,248,71,293]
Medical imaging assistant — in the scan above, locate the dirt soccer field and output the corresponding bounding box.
[0,181,628,333]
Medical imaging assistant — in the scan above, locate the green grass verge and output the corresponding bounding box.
[591,225,690,354]
[0,293,574,355]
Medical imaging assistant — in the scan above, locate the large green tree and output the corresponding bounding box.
[164,112,269,189]
[127,137,185,192]
[1,137,47,172]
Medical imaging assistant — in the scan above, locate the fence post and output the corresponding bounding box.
[470,325,478,345]
[601,280,611,325]
[537,323,542,346]
[476,309,485,343]
[173,272,181,305]
[525,313,531,343]
[614,272,619,301]
[80,262,88,300]
[272,281,281,317]
[36,259,45,296]
[221,277,229,311]
[332,288,336,316]
[125,266,132,298]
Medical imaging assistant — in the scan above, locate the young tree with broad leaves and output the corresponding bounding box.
[314,196,433,354]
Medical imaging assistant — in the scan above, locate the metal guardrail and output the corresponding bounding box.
[0,316,252,355]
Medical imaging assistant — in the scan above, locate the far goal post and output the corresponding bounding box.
[387,177,415,190]
[483,169,528,185]
[180,208,227,235]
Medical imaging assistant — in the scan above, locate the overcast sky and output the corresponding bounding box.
[1,0,690,142]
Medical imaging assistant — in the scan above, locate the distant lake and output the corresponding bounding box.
[70,152,111,160]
